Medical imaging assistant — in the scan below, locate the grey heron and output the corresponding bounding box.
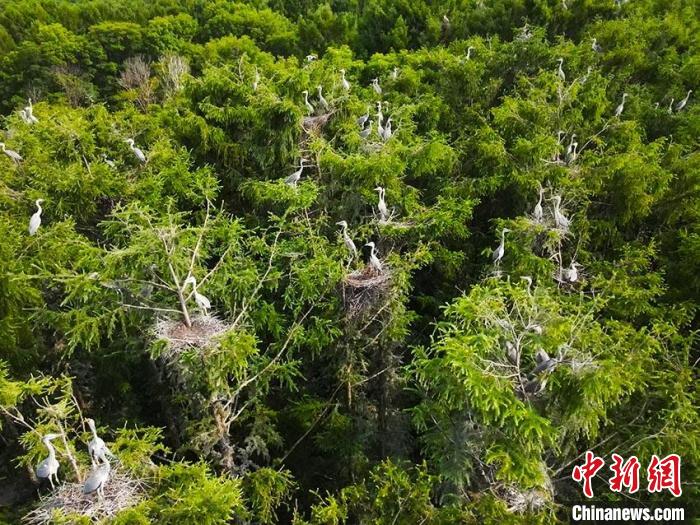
[184,276,211,314]
[285,158,308,186]
[19,109,30,124]
[381,118,392,141]
[492,228,511,264]
[506,341,518,364]
[336,221,357,259]
[340,69,350,91]
[29,199,44,236]
[391,67,399,81]
[357,107,370,128]
[675,90,692,112]
[24,101,39,124]
[566,142,578,164]
[667,98,674,114]
[101,153,116,168]
[614,93,628,118]
[556,58,565,82]
[252,67,260,92]
[364,241,383,273]
[581,66,592,84]
[566,134,577,157]
[563,261,579,282]
[374,186,389,221]
[531,349,558,375]
[466,46,475,60]
[359,120,373,139]
[0,142,23,162]
[302,90,314,115]
[125,139,146,163]
[591,38,603,53]
[86,418,113,466]
[521,276,533,296]
[533,188,544,222]
[317,85,329,111]
[371,78,382,95]
[36,433,60,489]
[83,450,111,499]
[551,195,570,231]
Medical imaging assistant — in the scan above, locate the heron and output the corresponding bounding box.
[19,109,30,124]
[492,228,511,265]
[591,38,603,53]
[566,142,578,164]
[528,323,543,335]
[614,93,628,118]
[357,107,370,128]
[340,69,350,91]
[24,101,39,124]
[306,54,317,62]
[521,276,533,296]
[581,65,592,84]
[285,158,308,187]
[364,242,383,273]
[391,67,399,81]
[302,90,314,115]
[533,188,544,222]
[359,120,373,139]
[371,78,382,95]
[524,377,546,395]
[654,102,660,110]
[551,195,570,231]
[86,418,114,466]
[125,139,146,163]
[252,67,260,92]
[466,46,475,60]
[382,118,392,141]
[556,58,566,82]
[29,199,44,236]
[377,115,384,140]
[317,85,329,111]
[83,450,111,499]
[374,186,389,221]
[506,341,518,364]
[36,433,60,489]
[336,221,357,259]
[566,134,577,157]
[531,349,558,375]
[184,275,211,314]
[667,98,674,114]
[675,90,692,112]
[563,261,580,282]
[101,153,116,168]
[0,142,23,163]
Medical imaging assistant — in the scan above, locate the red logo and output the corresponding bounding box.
[572,451,605,498]
[609,454,640,494]
[647,454,682,497]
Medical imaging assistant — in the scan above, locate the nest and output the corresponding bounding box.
[23,468,145,525]
[342,266,392,318]
[153,314,233,361]
[302,111,334,134]
[494,484,549,514]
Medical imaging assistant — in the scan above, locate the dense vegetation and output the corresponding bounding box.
[0,0,698,523]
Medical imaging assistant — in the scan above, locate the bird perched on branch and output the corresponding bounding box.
[336,221,358,259]
[492,228,510,265]
[614,93,628,117]
[0,142,23,163]
[675,90,692,112]
[340,69,350,91]
[285,158,308,187]
[184,276,211,314]
[125,138,146,163]
[374,186,389,221]
[29,199,44,236]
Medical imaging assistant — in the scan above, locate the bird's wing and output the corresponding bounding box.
[36,459,51,478]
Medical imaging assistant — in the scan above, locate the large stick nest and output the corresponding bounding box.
[153,314,233,362]
[302,111,335,135]
[342,266,392,318]
[493,484,550,514]
[23,468,145,525]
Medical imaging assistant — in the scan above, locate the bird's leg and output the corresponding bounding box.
[49,477,55,490]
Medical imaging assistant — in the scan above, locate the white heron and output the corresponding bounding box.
[466,46,475,60]
[302,90,314,115]
[336,221,357,259]
[285,158,308,187]
[563,261,580,282]
[591,38,603,53]
[252,67,260,92]
[340,69,350,91]
[521,276,533,296]
[533,188,544,222]
[391,67,399,80]
[0,142,23,163]
[377,115,384,140]
[374,186,389,221]
[19,109,30,124]
[24,101,39,124]
[305,54,317,62]
[36,433,60,489]
[184,275,211,314]
[492,228,511,265]
[364,241,383,273]
[566,142,578,164]
[29,199,44,236]
[675,90,692,112]
[382,118,392,141]
[357,107,370,128]
[566,134,577,157]
[614,93,628,117]
[667,98,674,114]
[551,195,570,231]
[556,58,565,82]
[86,418,114,466]
[83,450,111,499]
[371,78,382,95]
[359,120,373,139]
[317,85,329,111]
[125,139,146,163]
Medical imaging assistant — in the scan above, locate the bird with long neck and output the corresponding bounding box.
[556,58,565,82]
[340,69,350,91]
[675,90,692,112]
[492,228,510,265]
[184,275,211,314]
[551,195,570,231]
[364,242,383,273]
[285,158,307,186]
[371,78,382,95]
[336,221,357,260]
[36,433,60,489]
[29,199,44,236]
[614,93,628,117]
[375,186,389,221]
[0,142,23,162]
[533,188,544,222]
[317,85,329,111]
[86,418,113,466]
[83,449,111,499]
[125,138,146,163]
[302,90,313,115]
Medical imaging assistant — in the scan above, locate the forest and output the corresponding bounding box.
[0,0,698,523]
